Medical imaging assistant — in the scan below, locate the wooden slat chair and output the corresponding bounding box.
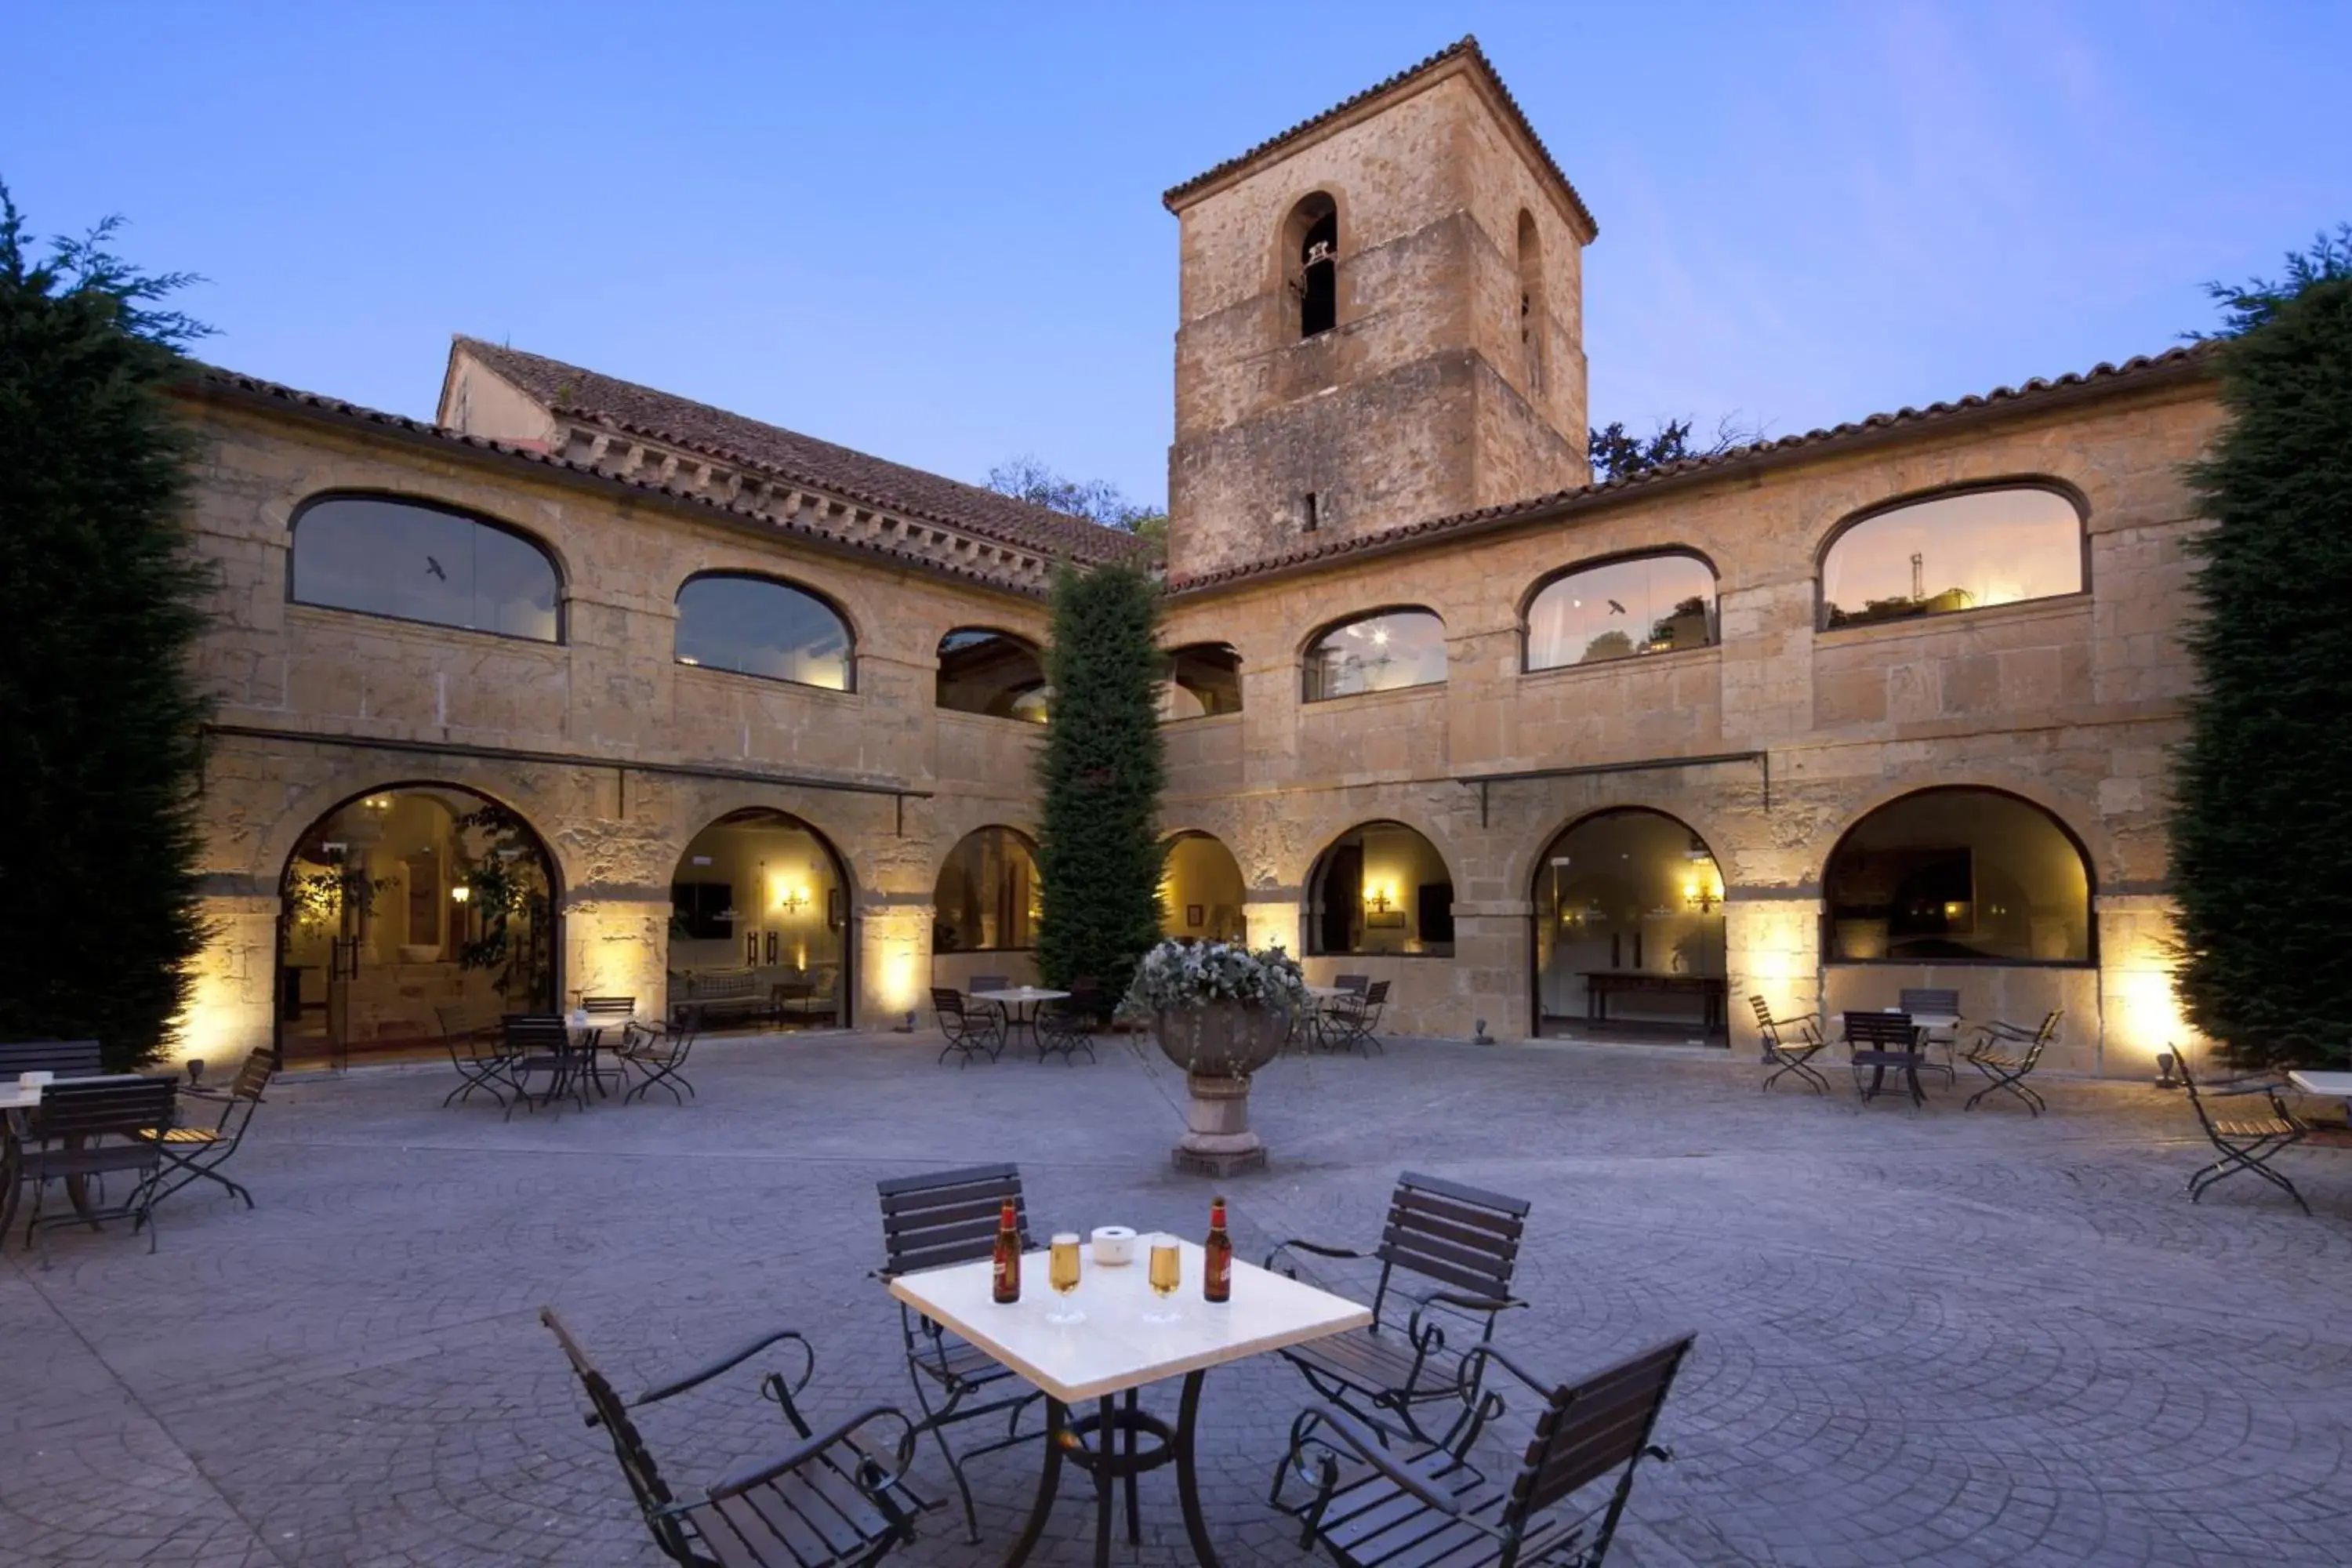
[576,995,641,1095]
[540,1308,924,1567]
[873,1163,1045,1543]
[1897,988,1964,1083]
[1749,995,1828,1094]
[503,1014,583,1120]
[1323,981,1391,1057]
[0,1039,105,1078]
[437,1004,514,1109]
[1962,1010,2062,1116]
[620,1023,699,1105]
[1275,1334,1695,1568]
[134,1049,271,1216]
[1844,1011,1929,1109]
[2179,1053,2311,1214]
[15,1076,178,1266]
[930,989,1001,1068]
[1036,987,1102,1065]
[1267,1171,1533,1446]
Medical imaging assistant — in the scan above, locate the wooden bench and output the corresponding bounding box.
[670,970,767,1029]
[0,1039,104,1078]
[11,1076,179,1265]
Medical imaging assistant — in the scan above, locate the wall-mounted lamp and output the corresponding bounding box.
[449,884,471,905]
[363,796,390,812]
[779,886,810,915]
[1681,864,1722,914]
[1365,886,1395,916]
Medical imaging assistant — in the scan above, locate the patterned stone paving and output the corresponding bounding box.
[4,1031,2351,1567]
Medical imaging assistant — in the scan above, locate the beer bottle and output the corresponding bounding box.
[1204,1196,1232,1302]
[992,1199,1022,1303]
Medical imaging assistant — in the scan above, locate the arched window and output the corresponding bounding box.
[1526,554,1716,670]
[1303,609,1446,702]
[1161,830,1247,942]
[934,827,1038,953]
[670,807,852,1025]
[1516,209,1545,391]
[1823,788,2092,964]
[937,629,1048,722]
[1532,809,1724,1036]
[1306,822,1454,956]
[291,494,561,641]
[1160,643,1243,720]
[1821,485,2084,630]
[1283,192,1339,339]
[673,574,852,691]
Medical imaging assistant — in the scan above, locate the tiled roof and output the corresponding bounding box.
[453,337,1152,567]
[1164,345,2219,593]
[178,367,1056,597]
[1162,35,1598,237]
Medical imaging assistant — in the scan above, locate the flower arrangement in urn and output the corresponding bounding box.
[1124,938,1311,1175]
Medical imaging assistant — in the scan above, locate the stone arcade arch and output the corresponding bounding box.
[667,808,856,1032]
[1530,808,1728,1040]
[1160,830,1247,944]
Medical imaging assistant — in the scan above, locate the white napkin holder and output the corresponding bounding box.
[1091,1225,1137,1265]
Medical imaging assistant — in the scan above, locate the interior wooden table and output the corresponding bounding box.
[887,1238,1370,1566]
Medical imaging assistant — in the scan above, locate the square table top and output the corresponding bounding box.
[2288,1070,2352,1098]
[888,1239,1371,1404]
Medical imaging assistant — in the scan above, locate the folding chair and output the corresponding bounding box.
[1897,987,1964,1084]
[620,1024,698,1105]
[438,1004,514,1109]
[1962,1010,2061,1115]
[1751,994,1827,1094]
[136,1049,271,1216]
[16,1077,176,1265]
[503,1014,583,1119]
[873,1163,1046,1542]
[931,989,1002,1067]
[1845,1011,1929,1109]
[2179,1052,2310,1214]
[576,995,638,1096]
[1036,988,1101,1065]
[1322,981,1389,1056]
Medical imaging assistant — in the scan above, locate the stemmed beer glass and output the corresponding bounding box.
[1045,1232,1085,1324]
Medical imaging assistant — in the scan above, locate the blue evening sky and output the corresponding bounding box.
[5,2,2347,511]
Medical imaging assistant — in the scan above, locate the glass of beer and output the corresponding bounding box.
[1045,1232,1084,1323]
[1144,1236,1182,1323]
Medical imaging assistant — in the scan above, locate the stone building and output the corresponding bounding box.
[170,38,2219,1078]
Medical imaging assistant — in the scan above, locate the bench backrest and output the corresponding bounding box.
[0,1039,104,1076]
[694,971,757,1000]
[31,1076,178,1143]
[539,1308,693,1562]
[1371,1171,1530,1325]
[580,995,636,1018]
[1509,1334,1695,1548]
[1898,988,1960,1017]
[1844,1011,1918,1051]
[876,1162,1029,1277]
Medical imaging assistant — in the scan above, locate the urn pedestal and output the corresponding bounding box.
[1154,1002,1284,1178]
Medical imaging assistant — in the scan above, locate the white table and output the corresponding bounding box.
[2288,1070,2352,1101]
[889,1238,1370,1566]
[969,987,1069,1058]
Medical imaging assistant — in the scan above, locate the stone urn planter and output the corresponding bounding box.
[1154,1000,1287,1177]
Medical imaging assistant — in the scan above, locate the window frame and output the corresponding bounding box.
[287,491,566,645]
[1160,641,1244,722]
[1519,547,1721,673]
[672,570,858,694]
[1815,480,2091,636]
[1300,606,1449,704]
[935,626,1051,724]
[931,825,1041,955]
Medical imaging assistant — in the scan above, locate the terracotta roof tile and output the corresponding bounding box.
[453,337,1151,567]
[1163,345,2219,593]
[1162,35,1598,237]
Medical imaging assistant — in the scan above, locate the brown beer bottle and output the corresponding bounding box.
[1203,1196,1232,1302]
[992,1199,1022,1303]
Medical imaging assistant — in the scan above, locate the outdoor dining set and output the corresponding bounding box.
[441,996,695,1118]
[1748,988,2061,1113]
[544,1164,1695,1568]
[932,976,1390,1069]
[0,1037,270,1265]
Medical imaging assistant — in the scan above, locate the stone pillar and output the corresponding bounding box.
[1242,888,1303,958]
[175,892,280,1071]
[1454,902,1532,1040]
[2096,893,2189,1080]
[860,897,933,1032]
[561,887,671,1023]
[1725,893,1820,1057]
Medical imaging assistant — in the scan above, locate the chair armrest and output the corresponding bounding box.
[703,1404,917,1500]
[1281,1403,1472,1519]
[632,1327,814,1407]
[1457,1341,1556,1402]
[1264,1239,1366,1279]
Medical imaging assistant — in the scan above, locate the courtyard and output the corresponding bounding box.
[4,1033,2350,1567]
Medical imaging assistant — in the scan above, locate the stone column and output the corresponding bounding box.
[176,891,281,1071]
[1454,902,1532,1040]
[1725,892,1820,1057]
[561,887,672,1022]
[858,896,933,1032]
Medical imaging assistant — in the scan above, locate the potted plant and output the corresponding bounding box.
[1125,938,1311,1176]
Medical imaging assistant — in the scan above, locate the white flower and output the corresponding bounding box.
[1121,938,1312,1015]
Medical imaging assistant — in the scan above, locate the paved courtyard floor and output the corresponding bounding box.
[5,1031,2351,1567]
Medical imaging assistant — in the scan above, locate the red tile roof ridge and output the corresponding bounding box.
[1163,344,2218,593]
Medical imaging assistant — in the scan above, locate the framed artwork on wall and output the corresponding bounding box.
[1185,903,1204,928]
[827,887,845,931]
[764,931,780,965]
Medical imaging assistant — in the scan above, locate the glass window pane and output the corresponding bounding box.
[933,827,1038,953]
[675,575,852,690]
[1823,488,2082,630]
[1824,789,2091,963]
[291,495,559,642]
[1526,555,1715,670]
[1307,822,1454,956]
[1160,643,1242,720]
[937,630,1048,721]
[1303,611,1447,702]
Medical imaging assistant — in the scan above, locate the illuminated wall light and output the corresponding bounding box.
[449,884,471,904]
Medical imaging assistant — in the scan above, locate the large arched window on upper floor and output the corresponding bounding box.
[1283,191,1339,339]
[290,494,561,641]
[934,826,1038,953]
[938,628,1047,723]
[1525,553,1716,671]
[673,573,853,691]
[1160,642,1242,721]
[1820,485,2085,631]
[1303,609,1446,702]
[1822,787,2092,964]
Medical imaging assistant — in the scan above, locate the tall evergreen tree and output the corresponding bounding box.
[1035,561,1167,994]
[0,189,214,1069]
[2172,228,2352,1067]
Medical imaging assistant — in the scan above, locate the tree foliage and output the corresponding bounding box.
[986,452,1166,536]
[0,187,214,1068]
[2171,230,2352,1067]
[1034,561,1166,995]
[1587,413,1766,485]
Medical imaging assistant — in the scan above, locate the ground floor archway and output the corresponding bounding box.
[669,808,854,1030]
[276,784,560,1068]
[1160,830,1247,944]
[1531,808,1726,1040]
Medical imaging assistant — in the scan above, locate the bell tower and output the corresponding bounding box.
[1161,38,1595,582]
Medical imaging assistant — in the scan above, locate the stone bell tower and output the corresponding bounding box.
[1160,37,1597,582]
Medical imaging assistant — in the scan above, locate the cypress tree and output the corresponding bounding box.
[2172,230,2352,1067]
[1035,560,1167,995]
[0,190,214,1069]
